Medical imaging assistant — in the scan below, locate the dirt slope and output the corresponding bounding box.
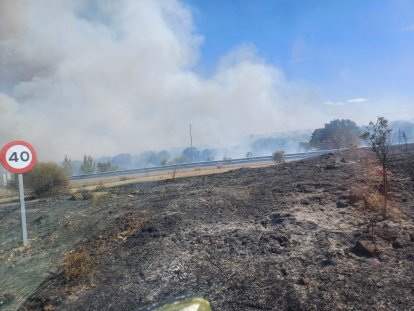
[5,148,414,310]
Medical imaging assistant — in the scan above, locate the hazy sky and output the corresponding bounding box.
[1,0,413,160]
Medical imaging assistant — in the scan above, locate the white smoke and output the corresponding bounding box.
[1,0,410,161]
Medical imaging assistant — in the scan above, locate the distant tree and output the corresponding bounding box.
[246,151,253,158]
[61,155,73,176]
[112,153,132,168]
[160,158,168,166]
[173,155,188,164]
[25,162,69,197]
[402,131,408,151]
[310,119,361,149]
[360,117,392,217]
[272,150,285,164]
[147,151,160,166]
[97,161,114,173]
[397,129,409,151]
[182,147,199,162]
[139,151,170,166]
[80,155,95,174]
[157,150,170,161]
[201,149,216,161]
[397,128,403,145]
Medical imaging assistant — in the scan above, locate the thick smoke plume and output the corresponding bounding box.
[1,0,411,160]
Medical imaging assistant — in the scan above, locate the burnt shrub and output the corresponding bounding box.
[63,250,93,283]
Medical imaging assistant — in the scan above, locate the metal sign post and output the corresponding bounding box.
[18,174,28,246]
[0,141,37,247]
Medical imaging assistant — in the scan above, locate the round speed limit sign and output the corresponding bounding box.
[0,141,37,174]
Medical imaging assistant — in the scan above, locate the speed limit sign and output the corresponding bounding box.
[0,140,37,246]
[0,140,37,174]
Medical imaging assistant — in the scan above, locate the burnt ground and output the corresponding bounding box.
[1,147,414,310]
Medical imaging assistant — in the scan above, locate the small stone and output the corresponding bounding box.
[336,200,349,208]
[378,228,397,242]
[296,277,309,285]
[353,239,377,257]
[392,239,404,249]
[348,193,364,206]
[321,259,334,267]
[269,213,292,225]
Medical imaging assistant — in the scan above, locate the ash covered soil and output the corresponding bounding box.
[3,148,414,310]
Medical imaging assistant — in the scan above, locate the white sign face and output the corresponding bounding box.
[5,145,33,170]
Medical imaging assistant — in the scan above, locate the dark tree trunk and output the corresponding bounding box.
[382,163,387,217]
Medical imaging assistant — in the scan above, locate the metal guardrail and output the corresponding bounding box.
[69,149,338,181]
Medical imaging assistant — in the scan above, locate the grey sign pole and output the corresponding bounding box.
[18,173,28,246]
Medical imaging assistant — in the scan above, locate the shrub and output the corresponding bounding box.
[63,250,93,283]
[272,150,285,164]
[360,117,392,216]
[24,162,69,197]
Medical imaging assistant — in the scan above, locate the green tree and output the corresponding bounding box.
[80,155,95,174]
[24,162,69,197]
[272,150,285,164]
[61,155,73,176]
[360,117,392,216]
[97,161,114,173]
[310,119,361,149]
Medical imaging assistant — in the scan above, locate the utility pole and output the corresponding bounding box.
[189,123,193,162]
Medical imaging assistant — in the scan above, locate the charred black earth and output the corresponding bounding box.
[6,148,414,310]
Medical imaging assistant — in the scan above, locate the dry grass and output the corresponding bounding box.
[364,193,382,211]
[63,250,93,283]
[70,162,273,192]
[90,192,111,208]
[114,211,150,242]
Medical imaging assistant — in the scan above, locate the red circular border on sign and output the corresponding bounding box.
[0,141,37,174]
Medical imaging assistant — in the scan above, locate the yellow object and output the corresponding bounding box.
[150,297,212,311]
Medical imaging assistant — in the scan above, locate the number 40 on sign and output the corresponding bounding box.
[0,141,37,246]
